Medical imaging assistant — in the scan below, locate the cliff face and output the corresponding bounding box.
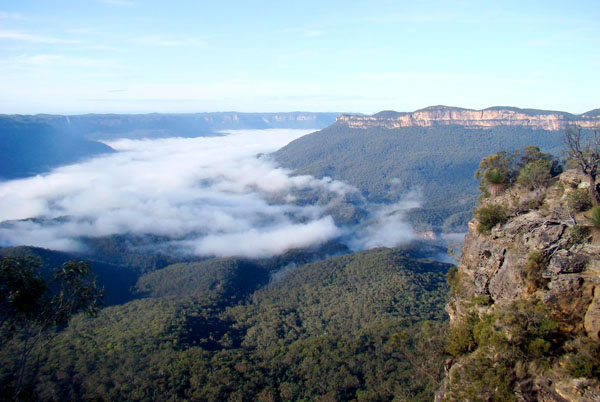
[439,170,600,401]
[337,106,600,130]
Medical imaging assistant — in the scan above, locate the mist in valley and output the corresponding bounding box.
[0,129,420,258]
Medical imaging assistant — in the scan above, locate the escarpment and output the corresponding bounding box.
[438,169,600,402]
[337,106,600,130]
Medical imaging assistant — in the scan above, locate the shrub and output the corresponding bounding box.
[446,314,478,356]
[523,251,547,292]
[517,160,553,192]
[564,338,600,378]
[567,188,592,212]
[446,266,458,292]
[475,204,509,234]
[568,224,590,246]
[485,168,505,185]
[589,206,600,228]
[472,295,493,306]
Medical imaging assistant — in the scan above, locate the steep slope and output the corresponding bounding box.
[0,246,136,306]
[5,248,452,401]
[338,105,600,130]
[439,169,600,401]
[0,118,114,179]
[274,109,572,231]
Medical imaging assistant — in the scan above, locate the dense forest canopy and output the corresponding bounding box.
[274,123,566,231]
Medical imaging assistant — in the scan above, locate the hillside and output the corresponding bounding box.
[0,112,337,180]
[0,118,114,179]
[274,108,575,231]
[438,169,600,401]
[1,247,452,401]
[0,246,137,306]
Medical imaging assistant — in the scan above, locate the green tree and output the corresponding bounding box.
[0,257,103,400]
[517,159,553,193]
[475,151,518,197]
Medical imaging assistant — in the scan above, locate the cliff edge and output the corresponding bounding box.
[438,169,600,401]
[337,106,600,130]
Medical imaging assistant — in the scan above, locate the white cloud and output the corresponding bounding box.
[133,35,206,48]
[5,53,116,69]
[0,11,24,20]
[349,192,421,250]
[0,29,83,44]
[0,129,417,258]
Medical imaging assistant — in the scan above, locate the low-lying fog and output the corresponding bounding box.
[0,129,419,258]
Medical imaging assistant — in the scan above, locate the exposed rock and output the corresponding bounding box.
[336,106,600,131]
[544,249,587,277]
[584,285,600,341]
[439,169,600,401]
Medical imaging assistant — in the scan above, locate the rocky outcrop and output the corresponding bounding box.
[438,170,600,401]
[337,106,600,130]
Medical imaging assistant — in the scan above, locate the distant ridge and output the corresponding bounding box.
[338,106,599,131]
[0,112,338,179]
[274,105,586,232]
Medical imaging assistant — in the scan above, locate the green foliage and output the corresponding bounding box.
[472,295,493,306]
[517,160,553,191]
[0,257,103,339]
[446,313,478,356]
[485,168,505,184]
[475,151,518,186]
[567,188,593,212]
[563,338,600,378]
[2,248,453,401]
[568,224,590,246]
[275,124,565,231]
[135,258,269,305]
[589,206,600,227]
[475,204,509,234]
[0,257,46,333]
[523,251,548,292]
[446,266,458,293]
[446,348,517,402]
[0,257,104,400]
[474,146,561,200]
[444,300,564,401]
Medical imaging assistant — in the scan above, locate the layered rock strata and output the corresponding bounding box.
[438,170,600,401]
[337,106,600,130]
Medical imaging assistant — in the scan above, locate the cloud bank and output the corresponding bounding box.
[0,129,418,258]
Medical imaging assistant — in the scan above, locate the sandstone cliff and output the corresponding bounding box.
[337,106,600,131]
[438,169,600,401]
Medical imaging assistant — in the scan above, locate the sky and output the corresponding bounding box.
[0,129,418,257]
[0,0,598,114]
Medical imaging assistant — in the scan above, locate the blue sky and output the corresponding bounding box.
[0,0,598,114]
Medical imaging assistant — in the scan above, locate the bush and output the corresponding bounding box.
[567,188,593,212]
[523,251,548,292]
[485,168,505,185]
[568,225,590,246]
[446,314,478,356]
[589,206,600,228]
[446,266,459,294]
[476,204,509,234]
[564,338,600,378]
[517,160,553,191]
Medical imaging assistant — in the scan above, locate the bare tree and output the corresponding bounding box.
[565,126,600,206]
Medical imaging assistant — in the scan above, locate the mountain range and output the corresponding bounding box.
[0,112,338,179]
[275,105,599,232]
[2,105,600,400]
